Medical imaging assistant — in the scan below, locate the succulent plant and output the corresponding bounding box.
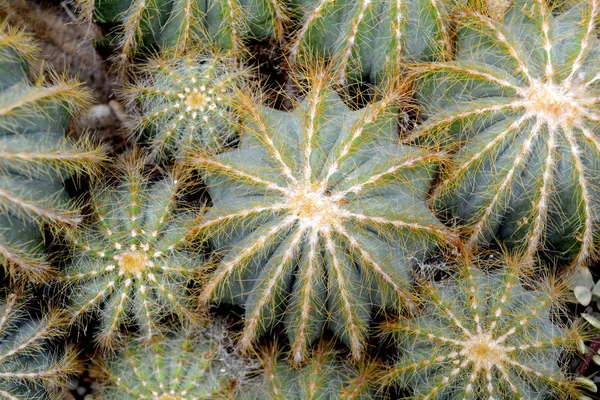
[77,0,288,69]
[123,51,245,160]
[97,320,251,400]
[412,0,600,269]
[0,290,81,400]
[242,340,378,399]
[288,0,452,85]
[382,254,594,399]
[0,23,105,282]
[64,156,200,347]
[192,73,455,362]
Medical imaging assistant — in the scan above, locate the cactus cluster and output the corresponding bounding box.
[1,0,600,399]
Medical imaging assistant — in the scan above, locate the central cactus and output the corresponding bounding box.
[192,74,454,362]
[413,0,600,269]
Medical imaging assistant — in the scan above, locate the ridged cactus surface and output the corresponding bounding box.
[414,0,600,268]
[243,341,376,399]
[193,75,454,362]
[124,52,243,160]
[64,158,199,346]
[0,291,80,400]
[0,24,104,282]
[79,0,287,67]
[289,0,451,84]
[98,322,250,399]
[383,255,589,399]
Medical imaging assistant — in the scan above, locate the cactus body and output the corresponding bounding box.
[98,321,250,399]
[414,0,600,268]
[125,52,243,160]
[64,159,199,347]
[83,0,287,67]
[243,341,377,399]
[383,255,589,399]
[193,77,453,362]
[0,291,80,400]
[0,24,104,281]
[289,0,451,85]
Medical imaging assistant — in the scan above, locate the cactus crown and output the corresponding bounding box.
[413,0,600,269]
[0,22,104,281]
[98,321,251,400]
[124,51,245,159]
[64,156,199,347]
[192,71,455,362]
[383,254,591,399]
[0,290,81,399]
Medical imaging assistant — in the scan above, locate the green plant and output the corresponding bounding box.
[0,290,81,400]
[0,23,105,283]
[97,320,251,399]
[382,253,595,399]
[288,0,452,85]
[412,0,600,269]
[123,51,245,160]
[192,72,456,362]
[76,0,288,70]
[242,340,378,399]
[63,156,200,347]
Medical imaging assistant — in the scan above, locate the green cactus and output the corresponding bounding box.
[77,0,288,70]
[412,0,600,269]
[382,254,594,399]
[123,51,245,160]
[97,320,251,399]
[64,156,200,347]
[242,340,378,399]
[0,23,105,282]
[192,73,455,362]
[0,290,81,400]
[288,0,452,85]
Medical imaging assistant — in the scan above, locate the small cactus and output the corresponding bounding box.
[0,23,105,282]
[242,340,377,399]
[289,0,452,85]
[192,72,455,362]
[123,51,245,160]
[382,254,593,399]
[412,0,600,269]
[97,320,251,400]
[64,156,200,347]
[0,290,81,400]
[77,0,288,70]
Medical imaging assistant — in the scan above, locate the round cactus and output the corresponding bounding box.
[0,23,105,282]
[97,320,251,399]
[64,156,200,347]
[242,340,377,399]
[123,51,244,160]
[412,0,600,269]
[192,73,455,362]
[0,290,81,400]
[77,0,288,69]
[382,254,593,399]
[288,0,452,85]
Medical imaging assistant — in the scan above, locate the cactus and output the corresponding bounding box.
[0,290,81,400]
[123,51,245,160]
[64,156,200,347]
[97,320,251,399]
[288,0,452,85]
[76,0,288,70]
[0,23,105,282]
[382,254,593,399]
[412,0,600,269]
[192,72,455,362]
[242,340,377,399]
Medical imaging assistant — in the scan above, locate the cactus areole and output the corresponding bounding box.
[194,86,451,361]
